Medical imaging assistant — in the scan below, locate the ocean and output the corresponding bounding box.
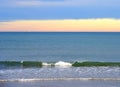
[0,32,120,87]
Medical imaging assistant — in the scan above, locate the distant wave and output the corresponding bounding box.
[0,61,120,68]
[0,78,120,82]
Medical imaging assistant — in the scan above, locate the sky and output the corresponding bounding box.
[0,0,120,32]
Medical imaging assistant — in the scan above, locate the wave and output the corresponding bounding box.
[0,61,120,68]
[72,61,120,67]
[0,61,42,67]
[54,61,72,67]
[0,78,120,82]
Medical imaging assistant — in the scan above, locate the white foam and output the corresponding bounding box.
[55,61,72,67]
[0,78,120,82]
[20,61,23,63]
[42,62,51,66]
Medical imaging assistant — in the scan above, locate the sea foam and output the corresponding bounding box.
[55,61,72,67]
[42,62,51,66]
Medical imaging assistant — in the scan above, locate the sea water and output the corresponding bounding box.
[0,32,120,87]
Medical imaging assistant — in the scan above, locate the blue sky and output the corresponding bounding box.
[0,0,120,21]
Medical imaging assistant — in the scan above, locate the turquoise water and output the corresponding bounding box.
[0,32,120,87]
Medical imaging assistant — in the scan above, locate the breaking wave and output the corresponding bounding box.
[0,61,120,68]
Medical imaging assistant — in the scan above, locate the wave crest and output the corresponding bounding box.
[55,61,72,67]
[0,61,120,68]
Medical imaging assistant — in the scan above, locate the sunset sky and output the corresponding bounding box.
[0,0,120,32]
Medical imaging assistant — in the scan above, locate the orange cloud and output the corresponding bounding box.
[0,19,120,32]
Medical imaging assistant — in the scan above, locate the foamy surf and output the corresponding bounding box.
[42,61,72,67]
[42,62,51,66]
[0,78,120,82]
[55,61,72,67]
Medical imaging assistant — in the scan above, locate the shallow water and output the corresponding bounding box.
[0,80,120,87]
[0,67,120,80]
